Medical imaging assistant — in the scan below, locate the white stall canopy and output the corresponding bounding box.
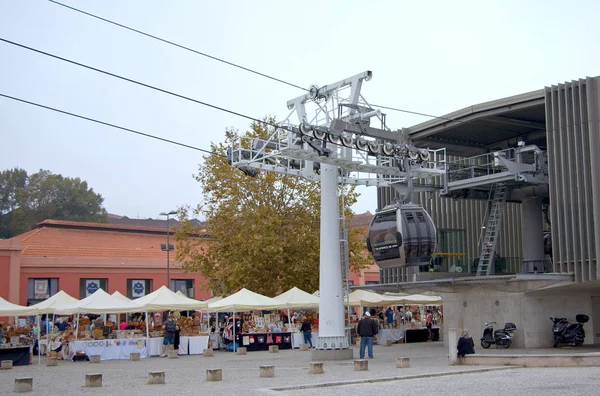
[134,286,208,311]
[347,290,397,307]
[56,289,142,314]
[0,296,35,316]
[28,290,78,314]
[111,291,132,302]
[273,287,319,309]
[208,288,283,312]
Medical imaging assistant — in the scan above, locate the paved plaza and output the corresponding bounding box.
[1,342,599,395]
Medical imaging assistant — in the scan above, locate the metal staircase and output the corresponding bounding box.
[476,184,507,276]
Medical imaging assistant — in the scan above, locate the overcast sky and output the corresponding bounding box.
[1,0,599,220]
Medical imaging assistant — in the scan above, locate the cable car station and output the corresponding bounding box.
[228,72,600,350]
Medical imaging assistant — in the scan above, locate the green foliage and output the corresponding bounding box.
[175,119,371,296]
[0,168,107,238]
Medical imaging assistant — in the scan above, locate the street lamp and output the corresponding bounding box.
[159,210,177,290]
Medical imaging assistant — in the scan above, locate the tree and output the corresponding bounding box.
[175,120,372,296]
[0,169,107,238]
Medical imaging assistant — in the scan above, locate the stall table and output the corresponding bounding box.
[376,329,404,345]
[404,327,440,343]
[291,332,318,348]
[178,336,209,355]
[237,332,292,351]
[68,338,148,361]
[148,337,163,356]
[0,346,31,366]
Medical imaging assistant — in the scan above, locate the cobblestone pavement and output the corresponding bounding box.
[1,342,598,395]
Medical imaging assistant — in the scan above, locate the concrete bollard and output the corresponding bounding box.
[206,368,222,382]
[384,340,393,347]
[269,345,279,353]
[309,362,324,374]
[203,348,214,357]
[130,352,140,361]
[259,365,275,378]
[354,359,368,372]
[448,328,458,365]
[14,377,33,393]
[299,344,310,351]
[85,373,102,388]
[89,355,101,364]
[236,347,247,355]
[46,358,58,367]
[147,371,165,385]
[396,357,410,368]
[1,360,13,369]
[168,350,179,359]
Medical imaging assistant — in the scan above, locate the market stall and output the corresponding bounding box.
[208,288,284,351]
[273,287,319,348]
[134,286,210,355]
[0,296,36,366]
[57,289,145,360]
[376,328,404,345]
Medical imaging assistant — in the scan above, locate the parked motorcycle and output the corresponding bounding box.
[550,314,588,348]
[480,321,516,349]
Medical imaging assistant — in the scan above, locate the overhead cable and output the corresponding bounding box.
[0,92,226,157]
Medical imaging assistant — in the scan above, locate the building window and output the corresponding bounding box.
[80,278,108,298]
[348,280,355,286]
[365,281,379,285]
[170,279,194,298]
[27,278,58,304]
[127,279,152,299]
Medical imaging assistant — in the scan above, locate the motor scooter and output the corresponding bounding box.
[550,314,588,347]
[480,321,516,349]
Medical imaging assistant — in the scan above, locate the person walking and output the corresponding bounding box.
[457,329,475,357]
[300,318,313,348]
[357,312,378,359]
[426,309,433,341]
[160,314,179,357]
[385,307,394,329]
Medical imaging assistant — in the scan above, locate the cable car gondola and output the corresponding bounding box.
[366,203,436,268]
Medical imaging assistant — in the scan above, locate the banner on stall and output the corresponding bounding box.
[69,339,148,361]
[131,280,146,298]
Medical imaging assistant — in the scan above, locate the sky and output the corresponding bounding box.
[1,0,599,220]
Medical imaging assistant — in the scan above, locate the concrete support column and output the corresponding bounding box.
[316,163,348,350]
[522,198,545,271]
[448,328,458,365]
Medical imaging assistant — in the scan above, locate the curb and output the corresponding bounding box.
[266,366,519,391]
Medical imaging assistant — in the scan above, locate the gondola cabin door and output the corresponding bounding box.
[366,204,436,269]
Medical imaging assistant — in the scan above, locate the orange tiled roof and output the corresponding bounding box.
[16,220,207,259]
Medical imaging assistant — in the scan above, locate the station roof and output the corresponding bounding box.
[407,89,546,157]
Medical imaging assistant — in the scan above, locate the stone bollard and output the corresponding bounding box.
[206,368,222,382]
[147,371,165,385]
[14,377,33,393]
[236,347,247,355]
[85,373,102,388]
[309,362,324,374]
[259,365,275,378]
[89,355,101,364]
[130,352,140,361]
[299,344,310,351]
[269,345,279,353]
[354,359,368,372]
[396,357,410,368]
[168,350,179,359]
[384,340,393,347]
[203,348,214,357]
[1,360,13,369]
[46,358,58,367]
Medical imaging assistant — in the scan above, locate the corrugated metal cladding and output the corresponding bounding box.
[545,77,600,282]
[377,181,523,283]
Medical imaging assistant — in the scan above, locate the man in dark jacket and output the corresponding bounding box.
[357,312,378,359]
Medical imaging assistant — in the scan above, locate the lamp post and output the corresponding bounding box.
[159,210,177,290]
